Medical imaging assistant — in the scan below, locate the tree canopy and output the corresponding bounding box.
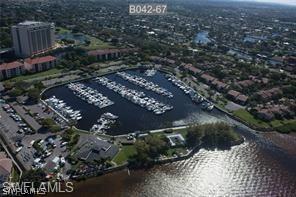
[41,118,61,133]
[186,122,241,150]
[129,135,169,168]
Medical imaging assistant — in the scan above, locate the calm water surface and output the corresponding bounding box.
[43,70,225,135]
[195,31,211,44]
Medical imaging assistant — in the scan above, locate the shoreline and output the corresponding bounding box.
[71,128,244,181]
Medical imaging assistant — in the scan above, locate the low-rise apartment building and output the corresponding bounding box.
[88,48,137,61]
[0,61,25,80]
[24,55,56,73]
[0,55,56,80]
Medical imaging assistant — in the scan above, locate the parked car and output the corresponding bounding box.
[60,141,68,147]
[16,146,23,153]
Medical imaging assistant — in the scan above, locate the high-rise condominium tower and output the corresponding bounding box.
[12,21,55,58]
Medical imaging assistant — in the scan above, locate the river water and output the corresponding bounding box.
[71,126,296,196]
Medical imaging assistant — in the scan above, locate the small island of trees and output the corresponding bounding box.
[128,122,243,168]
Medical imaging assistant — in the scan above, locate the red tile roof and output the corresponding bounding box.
[237,94,248,102]
[165,58,175,64]
[271,56,284,62]
[227,90,241,98]
[284,56,296,65]
[0,158,12,174]
[238,80,254,87]
[256,104,291,120]
[201,74,215,82]
[25,56,56,65]
[149,56,175,65]
[257,88,282,99]
[0,152,6,160]
[0,61,23,71]
[184,64,202,74]
[257,109,274,120]
[212,79,228,89]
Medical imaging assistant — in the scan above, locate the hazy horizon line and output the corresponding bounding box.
[227,0,296,6]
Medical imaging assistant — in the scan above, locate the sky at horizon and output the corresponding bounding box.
[235,0,296,6]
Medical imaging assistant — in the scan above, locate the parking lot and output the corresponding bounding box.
[0,102,70,175]
[42,74,80,86]
[0,104,34,170]
[28,134,71,178]
[25,102,68,129]
[12,103,42,131]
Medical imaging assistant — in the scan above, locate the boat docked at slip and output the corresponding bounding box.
[67,82,114,109]
[90,112,118,134]
[201,101,214,111]
[166,74,193,95]
[116,71,173,98]
[166,74,206,105]
[103,112,118,120]
[45,96,82,121]
[94,77,173,115]
[144,69,157,77]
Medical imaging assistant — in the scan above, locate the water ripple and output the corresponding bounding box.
[72,129,296,196]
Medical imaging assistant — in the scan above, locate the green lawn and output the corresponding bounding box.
[233,109,296,132]
[270,119,284,127]
[112,145,137,165]
[166,147,187,157]
[55,27,70,34]
[11,166,20,182]
[5,68,63,82]
[81,36,112,50]
[174,128,188,138]
[273,119,296,133]
[270,119,296,128]
[56,27,111,50]
[233,109,270,128]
